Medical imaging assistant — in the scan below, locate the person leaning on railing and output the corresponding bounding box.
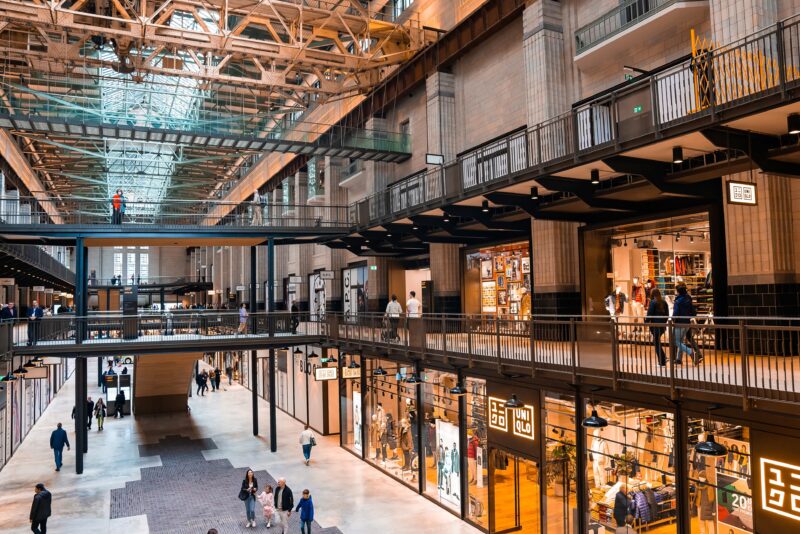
[26,300,43,346]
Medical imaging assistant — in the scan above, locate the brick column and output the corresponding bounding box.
[426,71,462,313]
[523,1,580,315]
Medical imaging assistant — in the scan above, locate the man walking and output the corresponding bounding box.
[236,303,249,336]
[29,483,52,534]
[406,291,421,318]
[384,294,402,342]
[299,425,315,465]
[114,389,126,418]
[214,367,222,391]
[273,477,294,534]
[225,365,233,386]
[49,423,70,472]
[86,397,95,430]
[27,300,43,346]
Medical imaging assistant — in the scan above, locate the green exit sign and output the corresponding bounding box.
[624,73,634,81]
[370,265,378,271]
[633,105,643,113]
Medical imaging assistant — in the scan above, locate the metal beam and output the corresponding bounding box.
[701,126,800,177]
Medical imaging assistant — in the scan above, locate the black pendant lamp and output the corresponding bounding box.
[348,358,361,369]
[449,383,468,396]
[23,359,37,368]
[14,364,28,375]
[788,113,800,135]
[404,373,423,385]
[504,394,525,409]
[694,432,728,457]
[582,406,608,428]
[293,347,303,355]
[1,372,16,382]
[308,351,319,359]
[373,366,388,376]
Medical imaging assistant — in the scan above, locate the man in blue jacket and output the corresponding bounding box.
[49,422,70,471]
[294,489,314,534]
[672,284,696,364]
[27,300,43,346]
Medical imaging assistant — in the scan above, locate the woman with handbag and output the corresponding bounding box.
[239,469,259,528]
[94,398,107,431]
[299,425,315,466]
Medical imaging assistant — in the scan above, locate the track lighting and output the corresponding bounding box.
[504,394,524,409]
[481,200,490,213]
[789,114,800,135]
[672,146,683,164]
[582,407,608,428]
[530,187,539,200]
[590,169,600,185]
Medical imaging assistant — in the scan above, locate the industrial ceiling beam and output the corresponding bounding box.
[701,126,800,177]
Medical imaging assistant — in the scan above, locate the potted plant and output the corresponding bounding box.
[546,438,577,497]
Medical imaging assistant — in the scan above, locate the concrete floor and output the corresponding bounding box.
[0,358,480,534]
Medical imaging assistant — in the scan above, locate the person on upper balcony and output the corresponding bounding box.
[111,189,125,224]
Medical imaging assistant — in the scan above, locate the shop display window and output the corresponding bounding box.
[466,377,488,528]
[364,359,418,489]
[687,420,752,534]
[544,393,577,534]
[341,354,362,455]
[421,369,461,511]
[585,401,677,534]
[342,264,369,321]
[491,451,541,534]
[465,241,531,318]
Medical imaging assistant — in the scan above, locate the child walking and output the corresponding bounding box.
[256,484,275,528]
[295,489,314,534]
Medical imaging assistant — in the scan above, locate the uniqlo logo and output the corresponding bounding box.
[488,397,508,432]
[761,458,800,521]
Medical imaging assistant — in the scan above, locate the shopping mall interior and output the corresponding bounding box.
[3,0,800,533]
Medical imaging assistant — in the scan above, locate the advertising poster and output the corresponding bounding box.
[309,273,327,320]
[436,420,461,506]
[353,391,362,453]
[716,472,753,534]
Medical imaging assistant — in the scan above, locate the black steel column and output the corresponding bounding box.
[574,389,587,534]
[458,368,468,519]
[250,246,258,436]
[97,357,102,388]
[267,239,277,452]
[160,287,165,310]
[75,356,86,474]
[359,356,368,460]
[414,360,424,494]
[674,404,690,534]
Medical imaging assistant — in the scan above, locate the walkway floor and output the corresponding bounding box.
[0,358,479,534]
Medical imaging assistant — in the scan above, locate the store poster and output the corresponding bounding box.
[342,266,368,319]
[716,435,752,534]
[481,281,497,313]
[436,420,461,506]
[309,273,327,321]
[353,391,362,453]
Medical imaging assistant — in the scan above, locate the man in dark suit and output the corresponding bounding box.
[1,301,17,321]
[49,422,70,471]
[29,483,52,534]
[27,300,43,346]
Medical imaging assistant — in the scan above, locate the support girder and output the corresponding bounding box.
[701,126,800,177]
[602,156,715,198]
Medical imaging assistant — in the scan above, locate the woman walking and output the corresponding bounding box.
[645,288,669,367]
[94,398,106,431]
[239,468,258,528]
[299,425,315,465]
[256,484,275,528]
[236,303,249,337]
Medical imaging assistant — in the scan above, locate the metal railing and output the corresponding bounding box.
[575,0,706,55]
[0,243,75,285]
[333,312,800,407]
[1,196,351,229]
[352,13,800,229]
[5,311,326,347]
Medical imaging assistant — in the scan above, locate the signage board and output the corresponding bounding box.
[319,270,334,280]
[32,286,45,292]
[486,381,539,457]
[314,366,338,381]
[23,366,48,379]
[0,278,15,285]
[728,180,757,205]
[342,367,361,379]
[207,290,215,295]
[236,285,246,291]
[45,288,54,294]
[752,429,800,532]
[426,153,445,166]
[289,276,303,284]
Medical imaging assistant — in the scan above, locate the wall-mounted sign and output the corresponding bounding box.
[45,288,53,294]
[289,276,302,284]
[32,286,45,292]
[728,180,757,205]
[0,278,15,285]
[207,290,215,295]
[236,285,246,291]
[314,367,338,381]
[486,382,539,457]
[761,458,800,522]
[319,270,334,280]
[342,367,361,379]
[23,366,49,379]
[426,153,444,166]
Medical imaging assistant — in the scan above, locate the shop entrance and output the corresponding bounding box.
[490,448,541,534]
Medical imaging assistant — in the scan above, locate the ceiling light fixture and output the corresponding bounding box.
[694,432,728,457]
[590,169,600,185]
[530,187,539,200]
[481,200,490,213]
[582,406,608,428]
[504,394,525,409]
[373,366,388,376]
[672,146,684,164]
[788,114,800,135]
[449,383,468,396]
[348,358,360,369]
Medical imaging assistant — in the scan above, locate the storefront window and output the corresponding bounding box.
[688,420,752,534]
[342,264,369,320]
[421,369,461,511]
[585,401,676,533]
[466,377,488,528]
[544,392,577,534]
[465,241,531,318]
[364,359,417,488]
[341,354,362,455]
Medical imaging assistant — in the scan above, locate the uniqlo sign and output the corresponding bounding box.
[761,458,800,522]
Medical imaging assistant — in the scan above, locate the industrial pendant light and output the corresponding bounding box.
[694,432,728,457]
[530,187,539,200]
[348,358,361,369]
[481,200,490,213]
[14,364,28,375]
[504,394,525,409]
[590,169,600,185]
[2,372,16,382]
[404,373,423,385]
[449,383,468,396]
[373,366,388,376]
[23,360,37,368]
[308,351,319,359]
[672,146,684,164]
[293,347,303,355]
[788,114,800,135]
[582,406,608,428]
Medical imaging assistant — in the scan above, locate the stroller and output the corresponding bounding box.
[381,315,399,343]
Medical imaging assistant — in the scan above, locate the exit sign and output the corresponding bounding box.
[369,265,377,271]
[633,105,643,113]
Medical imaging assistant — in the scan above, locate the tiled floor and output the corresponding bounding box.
[0,358,480,534]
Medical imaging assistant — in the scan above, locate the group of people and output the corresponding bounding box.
[383,291,422,342]
[644,282,704,367]
[195,367,223,395]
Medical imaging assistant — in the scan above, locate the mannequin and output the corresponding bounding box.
[605,286,628,317]
[590,428,610,486]
[369,414,381,460]
[399,418,413,471]
[695,470,716,534]
[630,277,645,322]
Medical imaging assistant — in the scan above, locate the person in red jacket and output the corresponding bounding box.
[111,189,125,224]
